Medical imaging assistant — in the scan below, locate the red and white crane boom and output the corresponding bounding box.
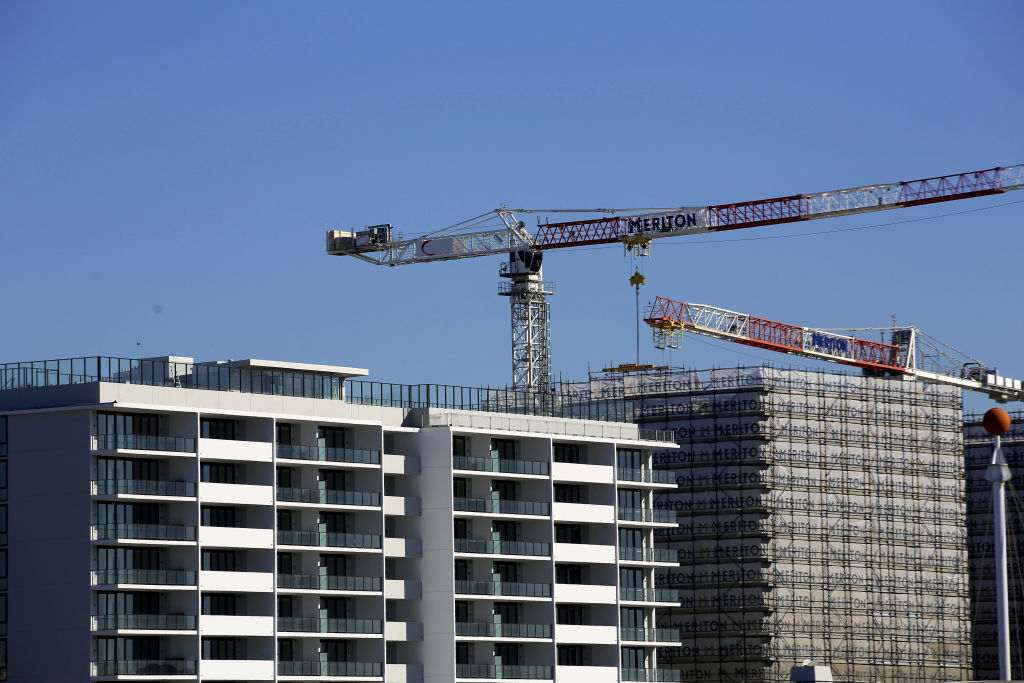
[643,296,1024,403]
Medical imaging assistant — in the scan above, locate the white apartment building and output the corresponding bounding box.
[0,355,680,683]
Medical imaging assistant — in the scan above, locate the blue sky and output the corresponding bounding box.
[2,1,1022,413]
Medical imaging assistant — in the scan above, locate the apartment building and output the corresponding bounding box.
[0,355,679,683]
[964,410,1023,680]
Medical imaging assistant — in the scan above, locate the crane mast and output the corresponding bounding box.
[325,164,1023,392]
[644,296,1024,403]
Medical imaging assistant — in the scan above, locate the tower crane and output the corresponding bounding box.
[643,296,1024,403]
[325,165,1024,392]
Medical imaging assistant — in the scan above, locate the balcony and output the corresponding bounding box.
[616,468,674,485]
[276,443,381,465]
[277,487,381,507]
[456,621,551,639]
[454,497,550,516]
[277,617,382,634]
[278,573,381,592]
[278,661,382,677]
[92,479,195,497]
[618,547,677,563]
[454,538,550,557]
[92,568,195,586]
[91,660,196,676]
[91,614,195,630]
[91,433,195,454]
[455,664,552,679]
[455,580,550,598]
[453,455,548,476]
[277,530,382,549]
[617,507,675,524]
[619,587,680,603]
[621,669,682,682]
[92,523,195,542]
[620,627,680,642]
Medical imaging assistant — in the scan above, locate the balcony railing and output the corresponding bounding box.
[91,614,196,630]
[618,547,677,563]
[617,468,674,484]
[454,538,550,557]
[278,573,381,592]
[617,507,675,523]
[453,497,550,516]
[92,479,195,497]
[455,664,552,679]
[455,580,551,598]
[619,587,680,603]
[277,487,380,507]
[453,455,549,476]
[620,627,680,642]
[622,669,682,682]
[91,433,195,453]
[277,661,382,677]
[92,568,196,586]
[276,443,381,465]
[456,622,551,638]
[277,530,382,549]
[277,617,382,634]
[92,523,195,542]
[92,660,196,676]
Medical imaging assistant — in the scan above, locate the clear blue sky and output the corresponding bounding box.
[2,1,1022,413]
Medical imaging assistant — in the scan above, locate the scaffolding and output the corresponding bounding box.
[964,410,1024,680]
[572,366,972,683]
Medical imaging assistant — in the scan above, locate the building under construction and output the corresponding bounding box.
[964,410,1024,680]
[568,365,972,683]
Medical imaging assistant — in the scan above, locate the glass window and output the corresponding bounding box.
[452,477,468,498]
[553,444,580,463]
[276,423,293,445]
[202,594,238,615]
[201,463,238,484]
[556,604,585,625]
[555,564,584,584]
[452,436,466,459]
[0,416,7,457]
[276,467,293,489]
[617,449,642,470]
[317,426,346,449]
[201,550,237,572]
[201,507,238,528]
[558,645,586,666]
[200,418,235,440]
[491,439,515,459]
[277,638,294,662]
[554,484,582,504]
[555,524,583,544]
[202,637,239,660]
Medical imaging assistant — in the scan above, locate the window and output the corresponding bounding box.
[278,595,294,618]
[555,524,584,544]
[202,637,239,660]
[98,547,160,571]
[277,553,293,575]
[97,457,158,481]
[276,423,293,445]
[494,643,521,665]
[0,416,7,457]
[492,562,519,583]
[318,469,346,491]
[201,506,238,528]
[617,448,642,470]
[278,638,295,662]
[452,477,468,498]
[494,602,520,624]
[200,418,235,440]
[321,640,348,662]
[455,642,471,664]
[455,601,471,623]
[621,646,646,670]
[553,444,580,463]
[555,564,584,584]
[276,467,293,489]
[201,550,237,572]
[490,438,515,459]
[619,528,643,549]
[97,412,159,437]
[618,488,643,509]
[620,568,644,589]
[317,426,346,449]
[97,502,158,525]
[97,636,160,661]
[492,481,517,500]
[554,484,582,504]
[558,645,588,666]
[277,510,294,531]
[319,511,347,534]
[556,604,586,625]
[621,606,645,629]
[320,596,347,619]
[454,560,470,581]
[202,594,238,615]
[453,519,468,539]
[201,462,237,484]
[320,554,346,576]
[492,521,517,542]
[452,436,466,459]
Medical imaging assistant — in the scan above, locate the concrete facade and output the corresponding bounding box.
[0,355,679,683]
